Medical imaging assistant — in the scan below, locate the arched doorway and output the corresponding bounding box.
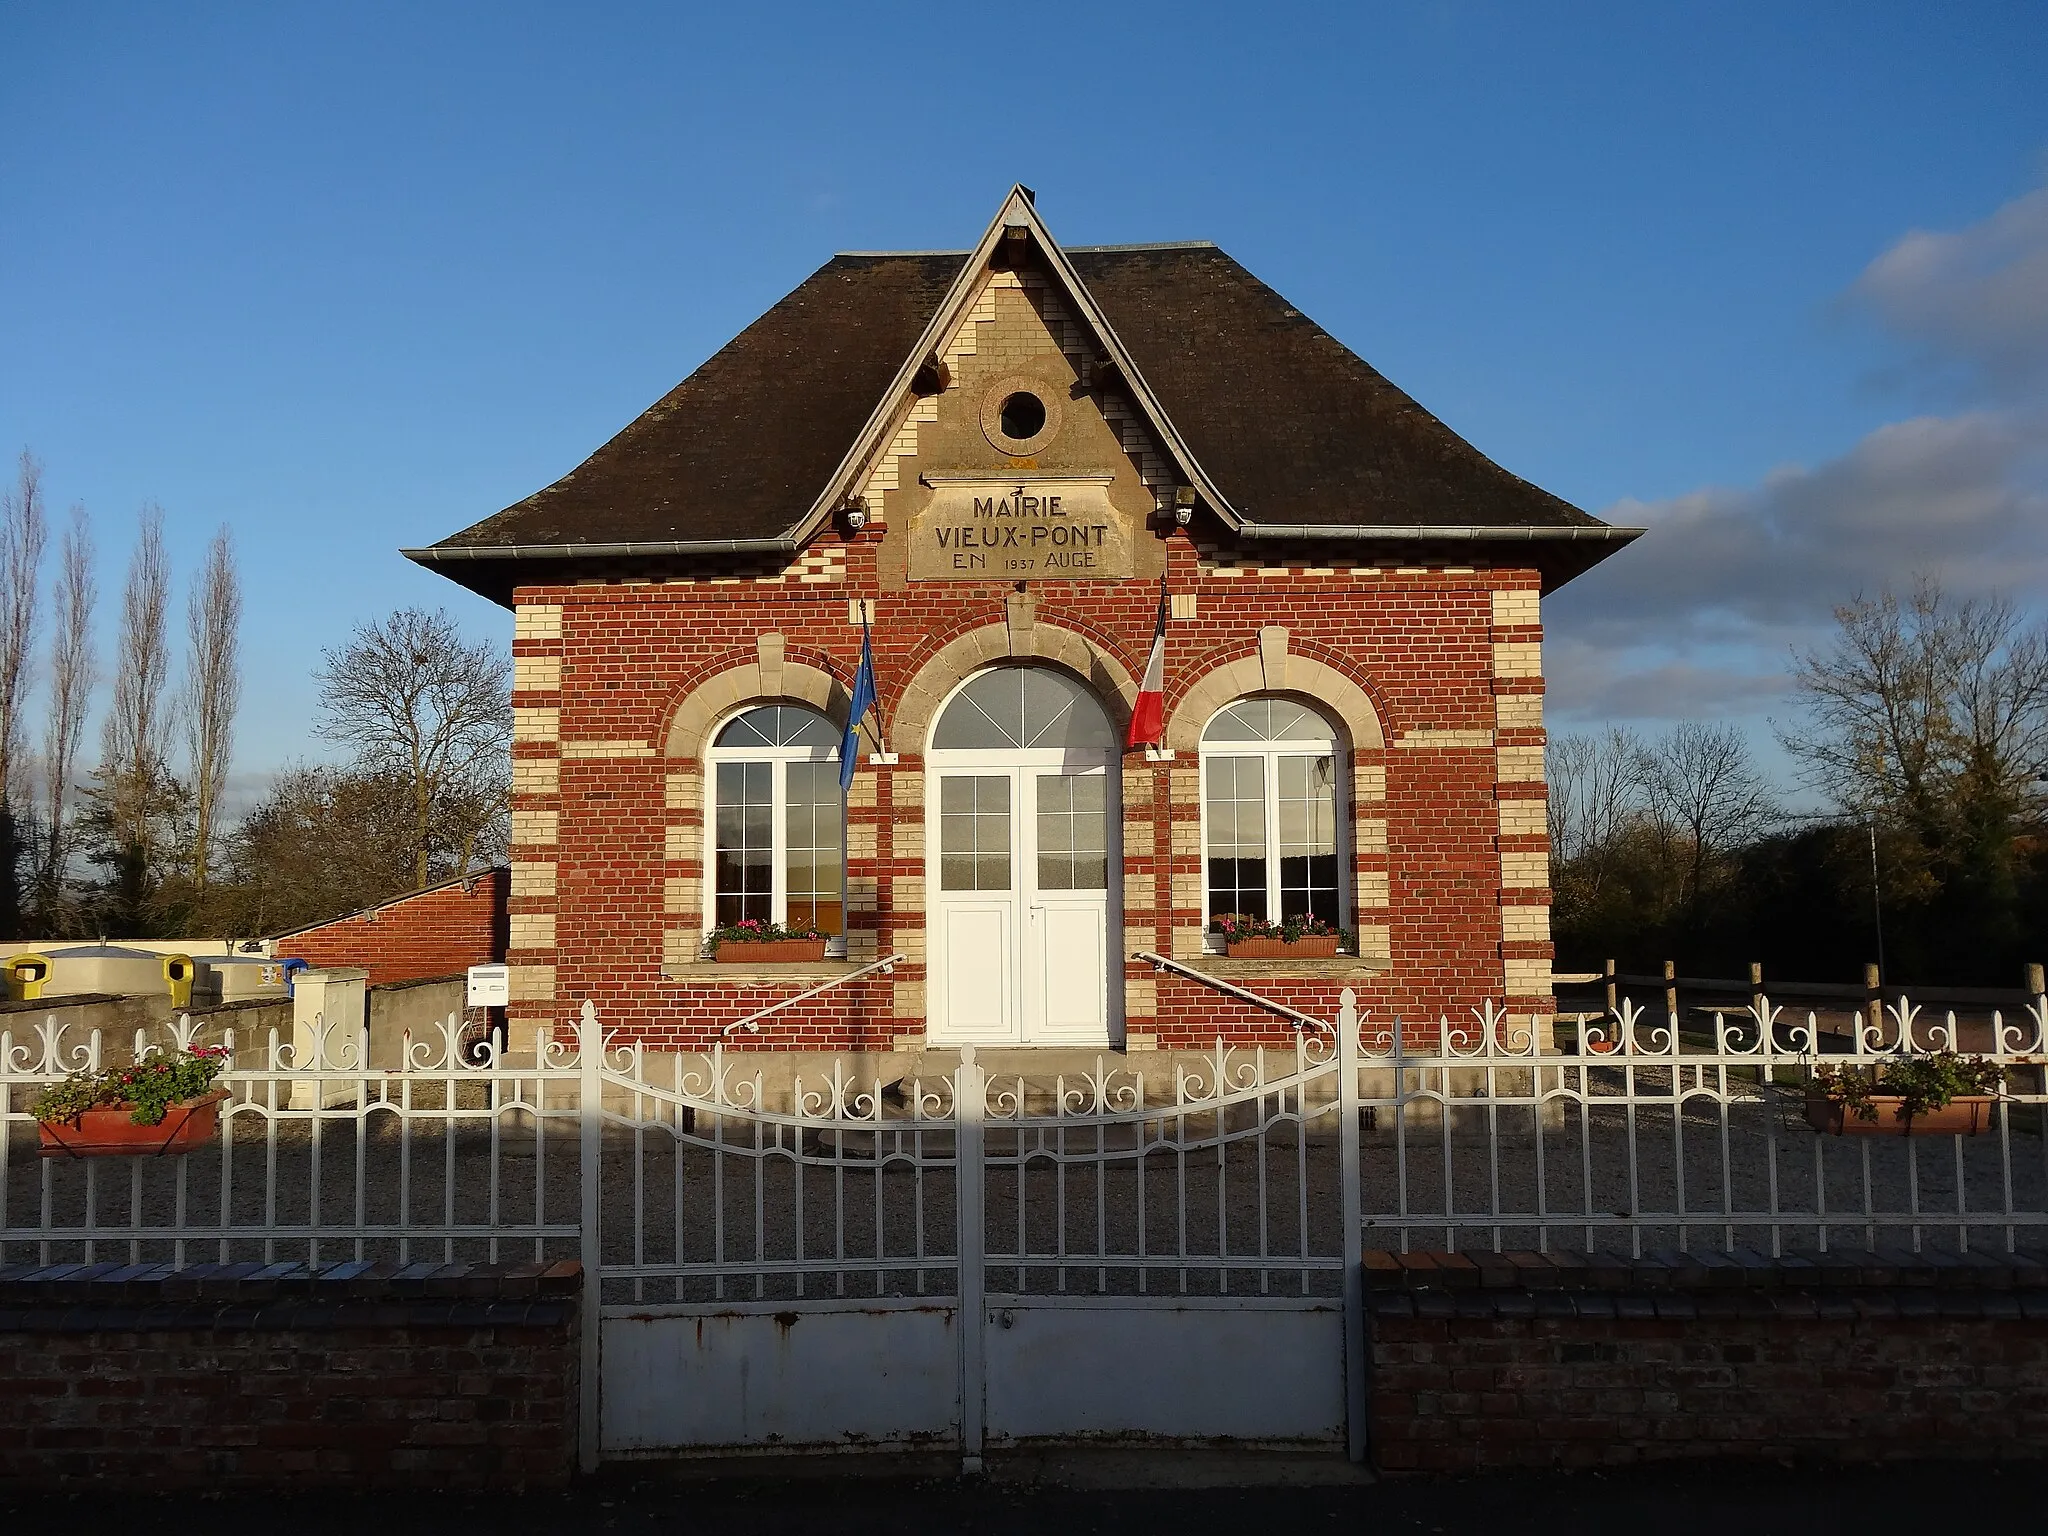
[925,665,1121,1046]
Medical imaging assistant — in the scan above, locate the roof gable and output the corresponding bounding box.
[786,187,1219,548]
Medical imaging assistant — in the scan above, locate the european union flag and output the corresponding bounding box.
[840,618,876,793]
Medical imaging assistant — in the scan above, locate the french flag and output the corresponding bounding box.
[1125,578,1168,749]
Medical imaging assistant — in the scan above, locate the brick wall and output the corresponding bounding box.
[1366,1248,2048,1473]
[508,559,1548,1049]
[0,1258,578,1490]
[276,867,510,987]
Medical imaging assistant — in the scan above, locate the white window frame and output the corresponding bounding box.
[1196,702,1349,955]
[701,706,847,957]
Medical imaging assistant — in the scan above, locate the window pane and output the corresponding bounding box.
[714,762,775,931]
[932,670,1024,749]
[1202,696,1338,746]
[1036,772,1107,892]
[938,774,1011,890]
[776,708,840,747]
[715,704,839,749]
[714,709,775,749]
[1207,860,1267,922]
[933,667,1113,750]
[1022,668,1114,749]
[784,760,843,935]
[1204,754,1267,920]
[1277,754,1339,928]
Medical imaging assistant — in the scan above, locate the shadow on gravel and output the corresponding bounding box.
[0,1461,2033,1536]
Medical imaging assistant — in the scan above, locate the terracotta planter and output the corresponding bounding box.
[1804,1093,1997,1137]
[1224,935,1340,959]
[714,939,828,964]
[38,1088,230,1159]
[1585,1039,1621,1056]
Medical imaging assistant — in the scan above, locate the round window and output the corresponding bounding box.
[980,374,1063,453]
[999,391,1046,441]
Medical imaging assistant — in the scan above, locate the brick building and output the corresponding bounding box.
[407,188,1636,1052]
[272,866,510,988]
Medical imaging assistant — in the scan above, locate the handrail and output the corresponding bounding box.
[1133,951,1333,1036]
[723,954,905,1036]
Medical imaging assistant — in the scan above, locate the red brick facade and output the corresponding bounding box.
[506,554,1551,1049]
[275,867,509,988]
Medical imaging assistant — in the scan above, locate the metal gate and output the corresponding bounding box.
[580,998,1367,1469]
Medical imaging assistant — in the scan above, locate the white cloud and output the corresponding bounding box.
[1557,408,2048,648]
[1851,185,2048,396]
[1544,638,1791,724]
[1548,183,2048,738]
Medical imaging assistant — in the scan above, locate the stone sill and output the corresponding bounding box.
[662,961,874,985]
[1169,955,1389,982]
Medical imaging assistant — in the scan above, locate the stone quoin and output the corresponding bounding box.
[405,186,1640,1056]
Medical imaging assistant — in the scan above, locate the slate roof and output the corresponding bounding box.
[1069,245,1592,531]
[411,220,1635,602]
[432,252,963,551]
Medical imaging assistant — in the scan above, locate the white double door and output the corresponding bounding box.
[927,753,1120,1046]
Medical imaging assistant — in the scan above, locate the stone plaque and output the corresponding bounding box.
[909,475,1133,582]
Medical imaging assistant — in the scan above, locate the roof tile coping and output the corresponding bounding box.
[1362,1247,2048,1293]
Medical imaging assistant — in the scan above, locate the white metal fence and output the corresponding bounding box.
[1,1012,582,1269]
[6,987,2047,1465]
[1357,995,2048,1257]
[9,993,2048,1270]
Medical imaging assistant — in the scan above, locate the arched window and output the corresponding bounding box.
[929,666,1116,752]
[1199,697,1344,938]
[704,705,843,938]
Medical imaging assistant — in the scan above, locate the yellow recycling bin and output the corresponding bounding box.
[162,953,197,1010]
[7,953,52,1002]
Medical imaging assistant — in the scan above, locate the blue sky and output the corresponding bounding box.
[2,2,2045,793]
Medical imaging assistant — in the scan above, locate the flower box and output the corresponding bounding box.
[1804,1093,1996,1137]
[38,1089,230,1159]
[714,939,829,964]
[1225,935,1340,959]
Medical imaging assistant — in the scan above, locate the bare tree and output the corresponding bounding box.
[1642,722,1778,920]
[0,451,49,929]
[1547,727,1647,868]
[1787,579,2048,847]
[36,503,95,915]
[92,505,178,917]
[183,525,241,890]
[314,608,510,889]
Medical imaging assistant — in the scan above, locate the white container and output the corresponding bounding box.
[44,944,169,998]
[188,955,293,1003]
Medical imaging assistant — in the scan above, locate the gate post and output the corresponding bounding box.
[578,1000,603,1476]
[955,1044,987,1474]
[1338,990,1368,1464]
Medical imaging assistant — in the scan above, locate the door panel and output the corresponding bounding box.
[1021,769,1113,1044]
[941,903,1013,1037]
[1035,905,1106,1035]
